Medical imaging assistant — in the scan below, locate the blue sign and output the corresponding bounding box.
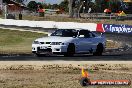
[103,24,132,34]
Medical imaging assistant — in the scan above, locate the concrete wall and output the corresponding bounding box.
[0,19,97,31]
[0,19,131,33]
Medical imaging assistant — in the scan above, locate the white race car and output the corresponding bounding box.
[32,29,106,56]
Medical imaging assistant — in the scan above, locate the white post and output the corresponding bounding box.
[5,4,7,19]
[110,14,111,20]
[83,1,85,17]
[83,7,85,17]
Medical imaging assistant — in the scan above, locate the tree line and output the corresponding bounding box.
[69,0,128,17]
[26,0,69,12]
[13,0,129,17]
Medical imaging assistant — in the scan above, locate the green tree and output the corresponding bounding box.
[37,2,43,9]
[52,4,59,9]
[27,1,38,11]
[59,0,69,12]
[95,0,121,12]
[15,0,22,3]
[42,3,48,9]
[47,4,52,9]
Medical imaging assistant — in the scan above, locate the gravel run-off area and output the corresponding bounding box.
[0,61,131,88]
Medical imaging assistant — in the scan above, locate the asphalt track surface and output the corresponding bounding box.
[0,32,132,61]
[0,53,132,61]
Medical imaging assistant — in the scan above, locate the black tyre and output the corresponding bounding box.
[93,43,103,56]
[80,77,91,87]
[64,44,75,57]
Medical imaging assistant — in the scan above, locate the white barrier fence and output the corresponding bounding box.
[0,19,97,31]
[1,19,131,33]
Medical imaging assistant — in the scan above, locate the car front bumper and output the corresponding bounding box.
[32,44,68,54]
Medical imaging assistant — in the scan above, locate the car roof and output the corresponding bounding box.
[57,28,91,31]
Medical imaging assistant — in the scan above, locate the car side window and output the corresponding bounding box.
[79,30,91,38]
[89,32,96,38]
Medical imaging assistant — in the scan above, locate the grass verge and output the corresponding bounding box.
[0,28,47,54]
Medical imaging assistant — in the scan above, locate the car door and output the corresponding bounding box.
[76,30,92,53]
[86,32,97,52]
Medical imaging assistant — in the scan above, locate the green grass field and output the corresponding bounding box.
[0,29,47,54]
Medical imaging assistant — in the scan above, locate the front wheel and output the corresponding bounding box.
[64,44,75,57]
[93,43,104,56]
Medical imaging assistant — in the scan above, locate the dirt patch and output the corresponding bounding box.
[0,62,131,88]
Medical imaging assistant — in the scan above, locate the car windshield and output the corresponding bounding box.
[51,29,78,37]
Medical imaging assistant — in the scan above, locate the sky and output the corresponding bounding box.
[23,0,64,5]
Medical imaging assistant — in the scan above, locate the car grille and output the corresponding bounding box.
[46,42,51,44]
[40,42,44,44]
[39,42,51,44]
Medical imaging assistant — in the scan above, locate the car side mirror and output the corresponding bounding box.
[72,36,76,38]
[101,33,105,37]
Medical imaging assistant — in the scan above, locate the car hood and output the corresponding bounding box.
[35,36,74,43]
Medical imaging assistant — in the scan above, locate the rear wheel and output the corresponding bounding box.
[93,43,103,56]
[64,44,75,57]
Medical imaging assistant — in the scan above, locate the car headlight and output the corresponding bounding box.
[33,41,40,44]
[50,42,65,45]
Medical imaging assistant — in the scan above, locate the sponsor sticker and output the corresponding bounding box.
[96,24,132,34]
[80,68,131,86]
[103,24,132,33]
